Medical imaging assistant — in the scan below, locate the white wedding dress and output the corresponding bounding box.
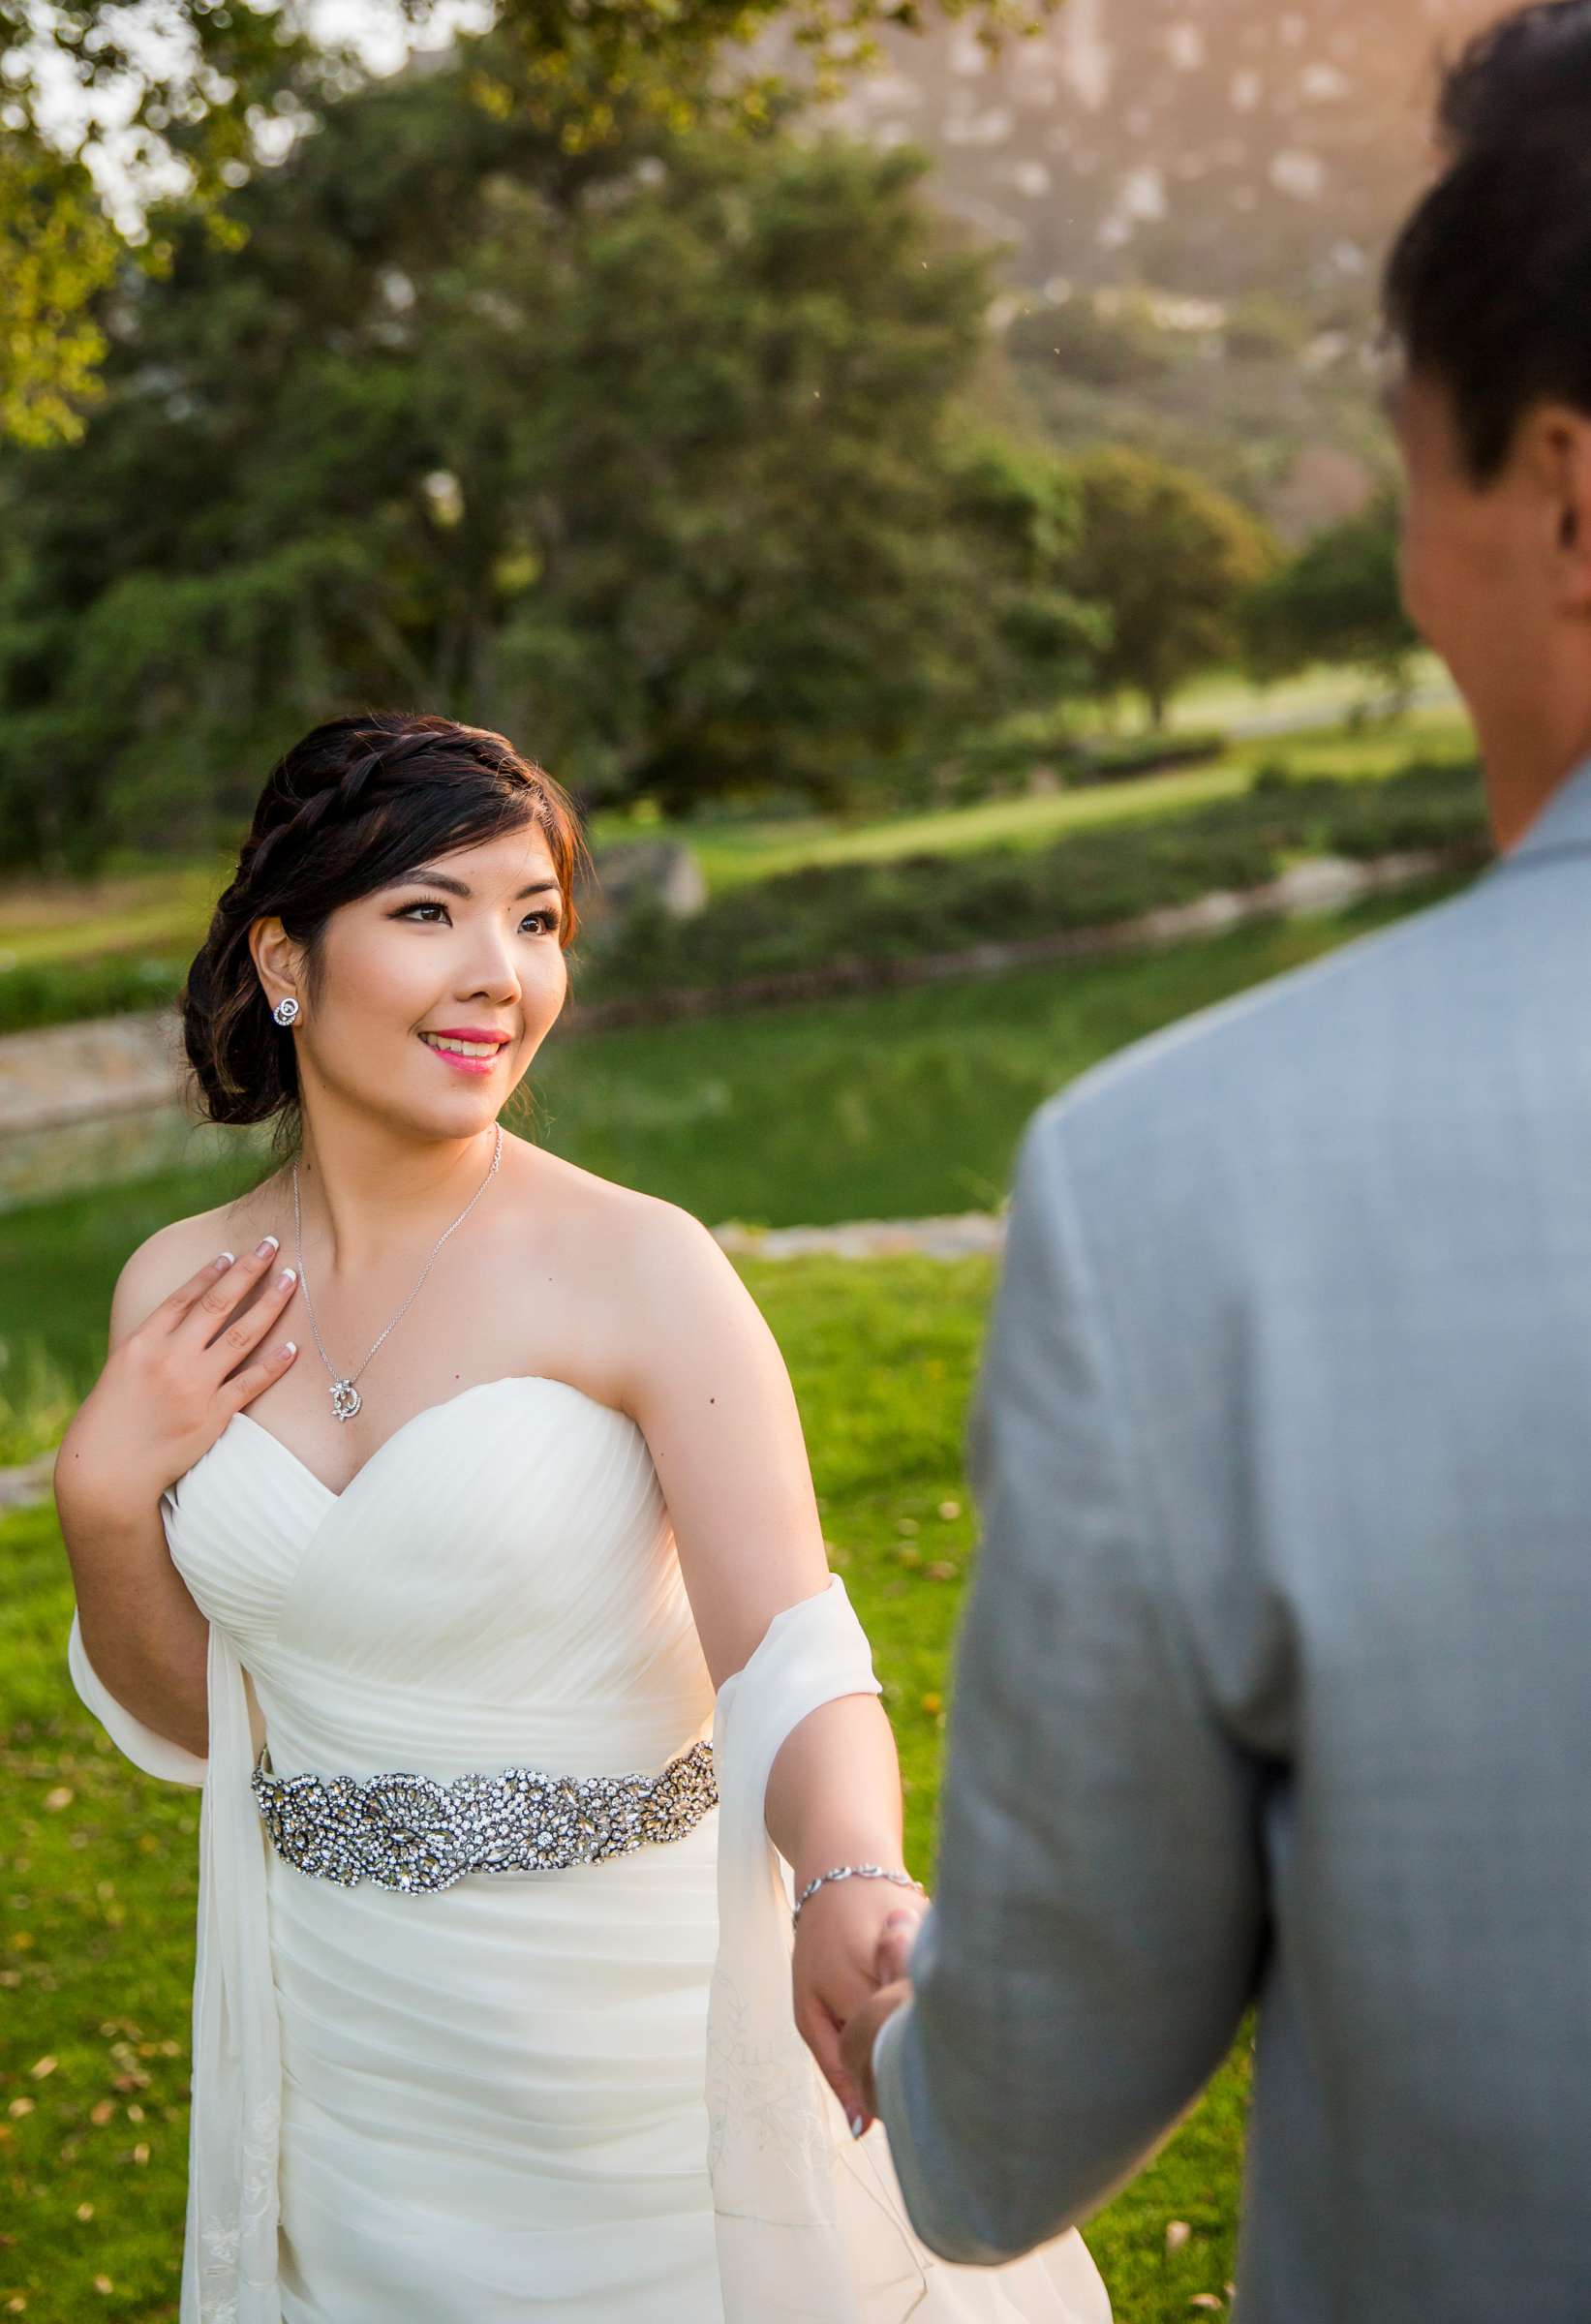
[66,1373,1111,2323]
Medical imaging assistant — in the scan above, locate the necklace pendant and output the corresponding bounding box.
[329,1380,362,1422]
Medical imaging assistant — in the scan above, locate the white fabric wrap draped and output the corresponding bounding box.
[706,1573,940,2323]
[68,1572,937,2323]
[68,1606,279,2324]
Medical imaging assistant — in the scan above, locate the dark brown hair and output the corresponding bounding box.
[1383,1,1591,480]
[183,710,589,1156]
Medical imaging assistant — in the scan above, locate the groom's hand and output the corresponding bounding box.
[838,1907,925,2124]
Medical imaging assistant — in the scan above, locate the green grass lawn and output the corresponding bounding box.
[1,1251,1248,2322]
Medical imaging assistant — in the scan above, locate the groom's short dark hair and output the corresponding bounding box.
[1383,0,1591,481]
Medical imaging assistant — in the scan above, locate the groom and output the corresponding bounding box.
[841,7,1591,2314]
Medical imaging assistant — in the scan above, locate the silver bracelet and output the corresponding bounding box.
[791,1862,927,1930]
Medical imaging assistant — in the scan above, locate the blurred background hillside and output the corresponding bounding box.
[779,0,1503,521]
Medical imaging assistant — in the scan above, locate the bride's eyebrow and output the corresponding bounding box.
[381,870,561,902]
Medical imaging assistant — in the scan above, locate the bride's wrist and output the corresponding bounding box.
[790,1858,927,1931]
[790,1833,906,1897]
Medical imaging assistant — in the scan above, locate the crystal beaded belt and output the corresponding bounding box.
[250,1735,719,1894]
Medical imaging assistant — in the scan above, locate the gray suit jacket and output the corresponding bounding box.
[873,754,1591,2319]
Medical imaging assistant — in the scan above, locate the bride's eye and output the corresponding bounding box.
[391,900,558,933]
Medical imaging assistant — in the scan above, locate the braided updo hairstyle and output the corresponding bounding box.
[183,711,589,1157]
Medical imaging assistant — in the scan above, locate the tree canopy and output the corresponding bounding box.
[0,0,1057,446]
[0,34,1089,870]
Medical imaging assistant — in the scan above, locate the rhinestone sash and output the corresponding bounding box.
[250,1735,719,1894]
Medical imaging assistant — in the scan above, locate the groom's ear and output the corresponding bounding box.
[1516,403,1591,612]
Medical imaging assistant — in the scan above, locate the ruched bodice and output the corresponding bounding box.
[163,1376,719,1781]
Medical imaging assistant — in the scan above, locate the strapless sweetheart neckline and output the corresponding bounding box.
[226,1372,622,1506]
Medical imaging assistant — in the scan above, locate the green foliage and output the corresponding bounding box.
[0,141,119,451]
[1068,447,1279,726]
[0,1,1061,448]
[1239,491,1419,702]
[0,56,1093,870]
[929,717,1227,806]
[936,422,1104,696]
[1219,294,1309,366]
[578,754,1485,1003]
[0,951,189,1036]
[1007,290,1182,391]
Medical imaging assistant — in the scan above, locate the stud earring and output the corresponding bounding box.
[272,995,300,1026]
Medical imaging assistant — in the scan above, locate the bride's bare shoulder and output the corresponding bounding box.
[514,1144,763,1410]
[108,1178,285,1348]
[519,1143,727,1277]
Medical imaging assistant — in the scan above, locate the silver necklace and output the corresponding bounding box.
[291,1122,504,1422]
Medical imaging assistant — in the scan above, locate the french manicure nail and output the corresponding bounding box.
[255,1234,279,1257]
[215,1251,235,1269]
[849,2112,867,2139]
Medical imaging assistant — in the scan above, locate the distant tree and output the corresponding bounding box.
[1220,293,1309,365]
[1006,290,1178,391]
[1239,490,1419,708]
[1067,447,1278,727]
[0,0,1058,448]
[937,426,1102,690]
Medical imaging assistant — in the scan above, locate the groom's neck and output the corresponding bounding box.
[1481,692,1591,856]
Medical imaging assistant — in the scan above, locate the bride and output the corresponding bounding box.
[55,710,1111,2323]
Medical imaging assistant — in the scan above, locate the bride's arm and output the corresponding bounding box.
[611,1195,920,2125]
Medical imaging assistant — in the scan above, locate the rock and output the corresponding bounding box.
[0,1008,186,1136]
[575,840,706,932]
